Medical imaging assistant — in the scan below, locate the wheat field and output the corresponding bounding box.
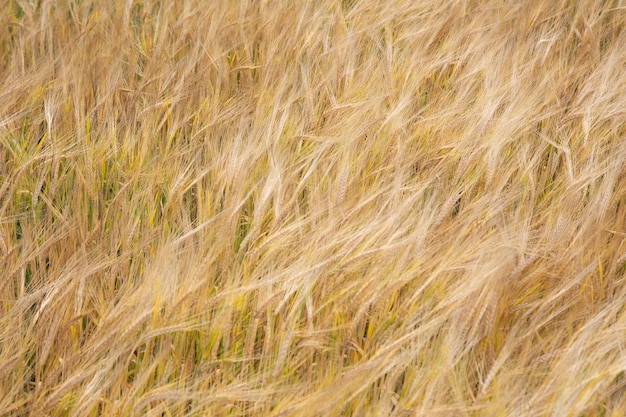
[0,0,625,416]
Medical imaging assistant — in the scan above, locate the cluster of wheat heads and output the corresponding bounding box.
[0,0,625,415]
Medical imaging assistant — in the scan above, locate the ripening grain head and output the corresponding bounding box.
[0,0,625,416]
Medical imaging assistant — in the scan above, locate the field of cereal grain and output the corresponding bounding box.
[1,1,625,415]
